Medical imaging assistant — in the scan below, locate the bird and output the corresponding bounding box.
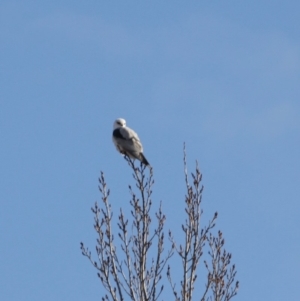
[112,118,150,166]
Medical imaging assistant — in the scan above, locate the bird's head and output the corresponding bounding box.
[113,118,126,129]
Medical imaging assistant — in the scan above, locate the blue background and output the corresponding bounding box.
[1,1,299,300]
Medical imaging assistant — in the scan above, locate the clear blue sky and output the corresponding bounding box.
[1,1,299,300]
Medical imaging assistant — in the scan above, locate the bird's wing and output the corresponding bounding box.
[113,127,143,155]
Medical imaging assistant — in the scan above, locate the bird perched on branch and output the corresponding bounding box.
[112,118,150,167]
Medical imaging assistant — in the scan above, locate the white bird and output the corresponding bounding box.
[112,118,150,166]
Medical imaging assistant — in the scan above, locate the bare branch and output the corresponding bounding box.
[167,145,238,301]
[81,157,173,301]
[81,147,239,301]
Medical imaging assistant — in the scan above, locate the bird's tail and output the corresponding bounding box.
[140,153,150,167]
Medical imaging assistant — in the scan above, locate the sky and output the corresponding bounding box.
[1,1,300,300]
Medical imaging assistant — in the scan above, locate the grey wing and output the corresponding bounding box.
[114,127,143,156]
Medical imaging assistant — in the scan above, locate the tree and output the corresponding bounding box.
[80,148,239,301]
